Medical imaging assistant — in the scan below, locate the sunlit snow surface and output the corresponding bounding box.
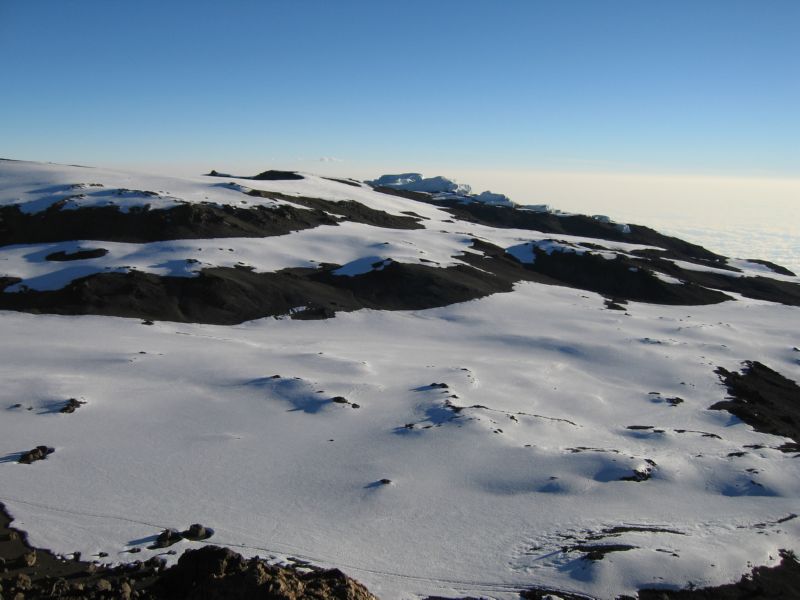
[0,161,655,291]
[1,160,799,599]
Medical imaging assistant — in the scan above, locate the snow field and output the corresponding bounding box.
[1,282,798,599]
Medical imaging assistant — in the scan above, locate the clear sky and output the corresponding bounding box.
[1,1,798,196]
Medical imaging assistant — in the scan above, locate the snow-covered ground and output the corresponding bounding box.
[1,160,799,599]
[0,161,654,292]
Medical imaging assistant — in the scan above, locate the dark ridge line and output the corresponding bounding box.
[745,258,796,277]
[377,185,795,293]
[0,185,423,247]
[372,185,435,203]
[568,543,637,561]
[207,169,304,180]
[631,249,800,306]
[244,188,423,229]
[520,246,733,306]
[0,202,339,247]
[322,176,363,188]
[370,188,730,268]
[250,170,304,181]
[0,246,519,324]
[1,238,786,325]
[712,361,800,453]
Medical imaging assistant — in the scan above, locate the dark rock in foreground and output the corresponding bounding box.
[0,502,376,599]
[153,545,377,600]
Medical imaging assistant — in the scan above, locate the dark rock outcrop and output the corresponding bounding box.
[245,189,423,230]
[0,502,377,600]
[206,169,304,181]
[0,244,515,325]
[0,202,339,246]
[153,545,377,600]
[60,398,85,413]
[46,248,109,261]
[400,196,729,267]
[4,234,800,324]
[251,170,304,181]
[18,446,55,464]
[745,259,796,276]
[712,362,800,452]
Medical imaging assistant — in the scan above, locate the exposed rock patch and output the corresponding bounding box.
[604,298,627,310]
[0,276,22,291]
[181,524,213,542]
[0,202,338,246]
[60,398,86,413]
[745,258,796,276]
[632,250,800,306]
[45,248,109,261]
[245,188,423,230]
[712,361,800,452]
[149,529,183,549]
[152,545,377,600]
[371,185,435,203]
[17,445,55,464]
[572,543,637,561]
[251,170,304,181]
[619,460,656,481]
[515,246,732,306]
[322,177,363,188]
[207,169,304,180]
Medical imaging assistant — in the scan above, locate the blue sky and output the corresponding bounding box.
[1,0,798,181]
